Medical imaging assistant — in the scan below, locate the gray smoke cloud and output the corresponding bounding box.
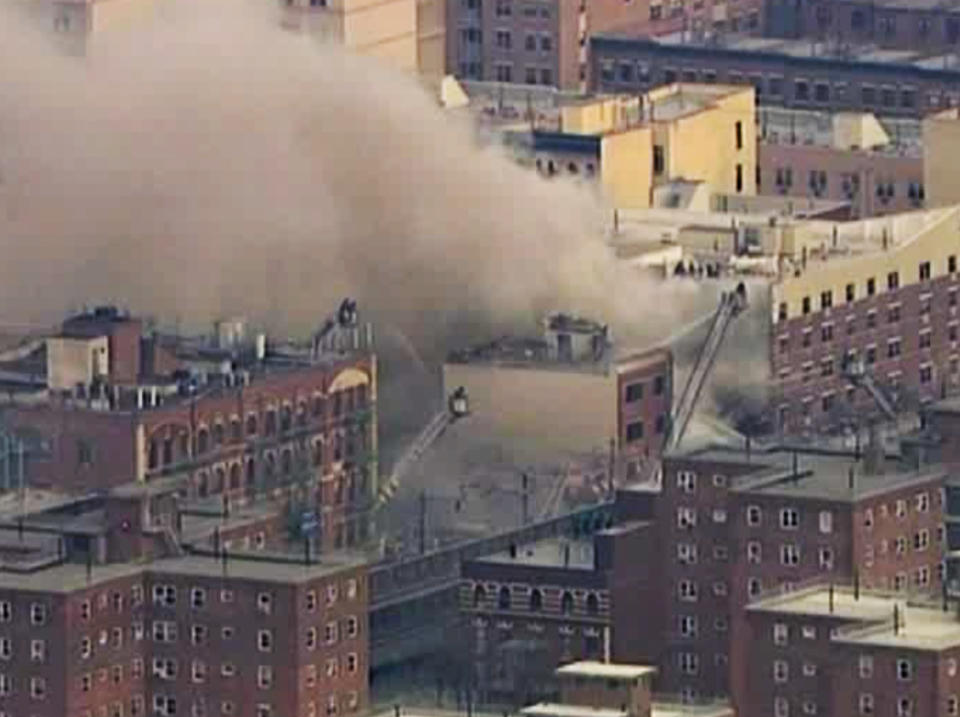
[0,0,716,355]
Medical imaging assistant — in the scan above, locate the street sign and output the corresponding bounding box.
[301,510,318,535]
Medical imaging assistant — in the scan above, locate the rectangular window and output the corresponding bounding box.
[780,508,800,529]
[625,383,644,403]
[626,421,644,442]
[735,121,743,150]
[920,261,931,281]
[888,271,900,290]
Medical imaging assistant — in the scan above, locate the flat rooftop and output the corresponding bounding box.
[671,443,944,502]
[556,661,656,680]
[759,106,921,158]
[524,703,732,717]
[593,32,960,77]
[749,584,960,652]
[747,584,899,622]
[0,550,366,593]
[446,337,610,374]
[471,538,595,571]
[149,552,366,585]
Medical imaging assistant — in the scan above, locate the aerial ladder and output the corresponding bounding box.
[841,355,898,421]
[375,387,470,508]
[666,282,749,451]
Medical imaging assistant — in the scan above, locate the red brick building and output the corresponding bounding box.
[744,583,960,717]
[769,207,960,433]
[460,512,657,705]
[0,554,368,717]
[649,441,947,710]
[446,0,765,90]
[769,0,960,53]
[0,305,378,550]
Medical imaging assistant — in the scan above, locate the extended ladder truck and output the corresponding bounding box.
[665,282,749,452]
[375,386,470,508]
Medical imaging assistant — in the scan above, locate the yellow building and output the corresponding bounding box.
[44,0,159,55]
[280,0,445,76]
[557,84,757,210]
[923,108,960,208]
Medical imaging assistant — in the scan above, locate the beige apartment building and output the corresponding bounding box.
[923,108,960,208]
[281,0,446,76]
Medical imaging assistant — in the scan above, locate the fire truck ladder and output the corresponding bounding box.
[667,283,748,452]
[842,356,897,421]
[375,388,470,509]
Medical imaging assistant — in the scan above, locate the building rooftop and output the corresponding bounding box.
[0,560,145,593]
[472,538,596,571]
[148,552,366,585]
[758,106,921,158]
[747,584,900,622]
[749,583,960,652]
[671,442,944,502]
[593,32,960,77]
[556,661,656,680]
[522,705,626,717]
[524,703,732,717]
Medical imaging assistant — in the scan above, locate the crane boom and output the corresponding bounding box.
[667,283,748,451]
[375,388,470,508]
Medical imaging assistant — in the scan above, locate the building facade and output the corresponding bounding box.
[443,315,672,475]
[0,555,368,717]
[445,0,765,91]
[460,514,656,705]
[768,0,960,53]
[770,207,960,433]
[651,442,946,710]
[0,306,378,551]
[744,584,960,717]
[590,34,960,119]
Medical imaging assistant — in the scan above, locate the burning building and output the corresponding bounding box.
[443,313,672,480]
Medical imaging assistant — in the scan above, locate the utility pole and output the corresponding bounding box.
[607,437,616,498]
[521,472,530,526]
[418,489,427,555]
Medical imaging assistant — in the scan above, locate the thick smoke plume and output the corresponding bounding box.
[0,0,713,357]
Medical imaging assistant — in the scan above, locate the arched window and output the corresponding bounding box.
[246,414,258,437]
[197,471,209,498]
[282,450,292,476]
[312,396,324,418]
[529,589,543,612]
[586,592,599,616]
[297,402,308,427]
[567,162,579,175]
[214,467,226,493]
[229,464,241,491]
[265,410,277,436]
[498,586,511,610]
[245,458,256,486]
[230,418,242,442]
[265,453,276,479]
[213,423,225,446]
[162,438,172,465]
[473,585,486,607]
[312,441,324,467]
[280,405,292,433]
[197,429,209,455]
[148,440,159,470]
[561,591,574,615]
